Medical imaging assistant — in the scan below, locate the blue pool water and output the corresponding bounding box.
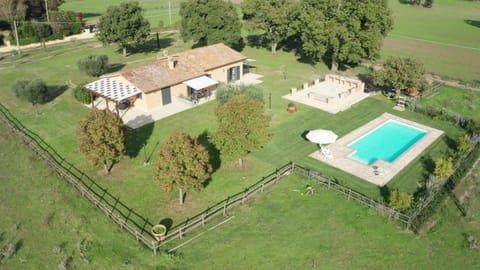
[348,120,427,165]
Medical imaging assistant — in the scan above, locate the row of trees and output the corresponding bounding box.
[0,0,64,25]
[94,0,394,69]
[176,0,394,71]
[76,85,272,205]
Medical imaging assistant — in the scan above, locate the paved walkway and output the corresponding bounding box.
[88,73,264,129]
[0,31,96,53]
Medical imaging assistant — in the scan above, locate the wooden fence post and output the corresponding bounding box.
[347,189,351,200]
[223,198,228,216]
[328,178,331,189]
[242,190,247,204]
[291,161,295,172]
[202,213,206,226]
[275,169,279,184]
[152,240,157,255]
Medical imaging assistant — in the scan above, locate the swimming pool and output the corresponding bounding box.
[348,120,427,165]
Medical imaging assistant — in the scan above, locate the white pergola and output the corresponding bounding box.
[85,78,141,114]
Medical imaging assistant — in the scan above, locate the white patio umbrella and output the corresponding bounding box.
[305,129,338,145]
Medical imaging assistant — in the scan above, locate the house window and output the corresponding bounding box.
[228,66,240,82]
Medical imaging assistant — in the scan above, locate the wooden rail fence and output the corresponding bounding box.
[293,164,411,225]
[2,102,477,253]
[0,103,159,252]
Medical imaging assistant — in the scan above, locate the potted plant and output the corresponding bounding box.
[406,87,418,97]
[287,102,297,113]
[151,224,167,241]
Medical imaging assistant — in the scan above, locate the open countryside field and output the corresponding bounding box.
[61,0,184,27]
[382,0,480,81]
[420,86,480,120]
[0,0,479,269]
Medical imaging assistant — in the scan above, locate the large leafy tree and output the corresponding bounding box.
[153,130,212,205]
[0,0,27,25]
[77,109,126,174]
[298,0,393,70]
[211,96,271,166]
[241,0,297,55]
[180,0,241,47]
[96,1,150,57]
[375,56,426,96]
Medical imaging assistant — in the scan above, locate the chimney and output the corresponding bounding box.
[168,56,177,70]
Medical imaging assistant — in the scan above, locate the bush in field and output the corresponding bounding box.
[389,190,414,211]
[77,55,109,77]
[457,134,472,156]
[12,78,49,105]
[434,157,454,180]
[465,119,480,136]
[215,84,264,106]
[74,84,91,104]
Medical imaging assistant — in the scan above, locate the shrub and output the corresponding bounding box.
[77,55,109,77]
[389,190,413,211]
[434,157,454,180]
[74,84,91,104]
[457,134,472,156]
[465,119,480,136]
[12,79,49,104]
[215,84,264,106]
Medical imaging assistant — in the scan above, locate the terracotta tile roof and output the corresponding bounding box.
[121,43,247,93]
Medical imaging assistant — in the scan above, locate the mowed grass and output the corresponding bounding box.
[0,35,464,227]
[388,0,480,50]
[0,121,177,269]
[382,0,480,81]
[2,120,479,269]
[173,174,480,269]
[420,86,480,120]
[61,0,184,27]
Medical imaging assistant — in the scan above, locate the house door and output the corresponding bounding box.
[161,87,171,105]
[228,66,240,82]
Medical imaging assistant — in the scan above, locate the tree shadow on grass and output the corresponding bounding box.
[81,13,102,19]
[46,85,68,102]
[105,63,125,74]
[378,185,391,204]
[465,20,480,28]
[357,72,380,93]
[197,130,221,188]
[125,121,155,159]
[158,218,173,231]
[420,154,435,179]
[443,135,457,151]
[126,36,174,55]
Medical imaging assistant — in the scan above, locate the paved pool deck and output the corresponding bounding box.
[309,113,444,186]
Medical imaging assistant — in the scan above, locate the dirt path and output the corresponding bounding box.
[425,74,480,92]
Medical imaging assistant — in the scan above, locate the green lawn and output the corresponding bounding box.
[0,121,176,269]
[175,174,480,269]
[381,0,480,81]
[2,132,478,269]
[61,0,184,27]
[388,0,480,50]
[1,0,479,267]
[0,34,464,227]
[420,86,480,120]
